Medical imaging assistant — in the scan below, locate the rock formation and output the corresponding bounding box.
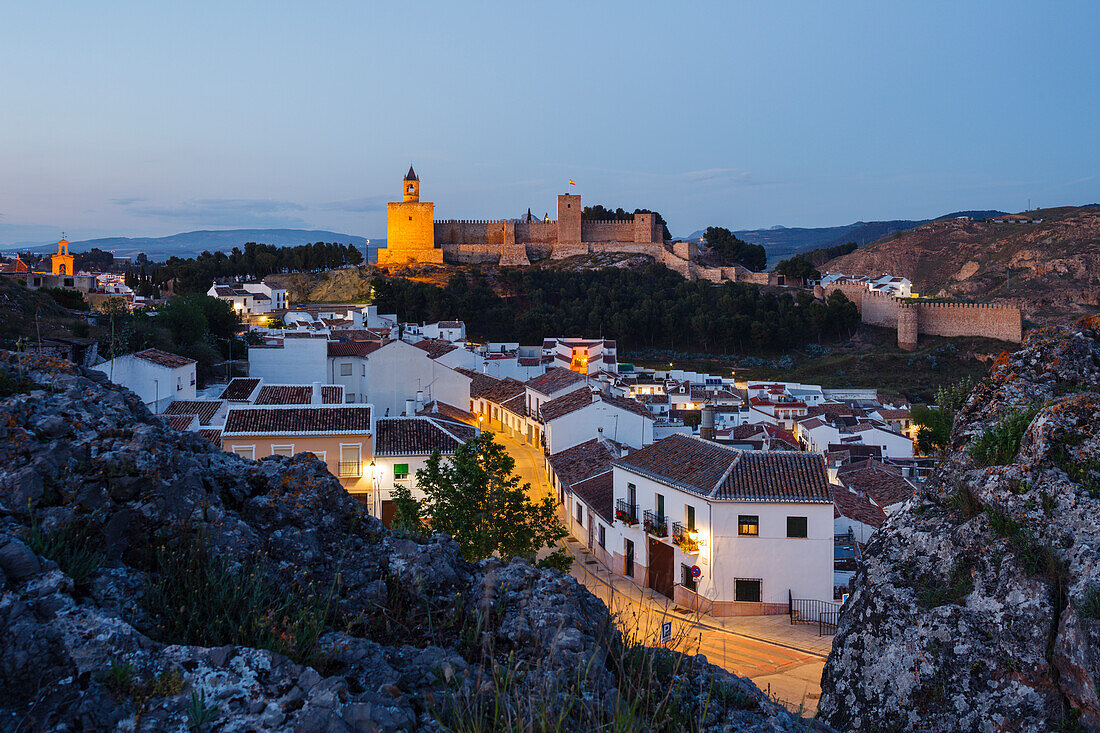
[820,320,1100,731]
[0,352,808,731]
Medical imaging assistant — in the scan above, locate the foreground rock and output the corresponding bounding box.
[0,352,808,731]
[820,321,1100,732]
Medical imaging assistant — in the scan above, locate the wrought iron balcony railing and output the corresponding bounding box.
[644,509,668,538]
[338,461,361,478]
[615,499,638,526]
[672,521,700,552]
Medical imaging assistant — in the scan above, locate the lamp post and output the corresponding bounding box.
[153,378,159,414]
[369,460,379,519]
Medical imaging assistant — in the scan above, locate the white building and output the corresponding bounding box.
[542,338,617,376]
[611,434,834,615]
[92,348,197,413]
[540,389,655,454]
[524,367,588,420]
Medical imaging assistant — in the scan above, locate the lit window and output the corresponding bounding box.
[738,515,759,536]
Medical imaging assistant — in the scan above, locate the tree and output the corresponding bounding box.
[410,433,570,571]
[912,377,974,454]
[390,483,425,533]
[702,227,767,271]
[774,255,820,282]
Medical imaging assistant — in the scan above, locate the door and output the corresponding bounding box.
[381,500,395,528]
[625,539,635,578]
[647,537,675,599]
[587,511,594,550]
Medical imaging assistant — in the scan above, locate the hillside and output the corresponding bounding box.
[0,353,808,731]
[0,277,88,346]
[824,205,1100,323]
[9,229,380,261]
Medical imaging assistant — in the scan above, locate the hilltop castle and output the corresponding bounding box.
[376,166,665,267]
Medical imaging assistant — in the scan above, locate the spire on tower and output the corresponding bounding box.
[404,165,418,182]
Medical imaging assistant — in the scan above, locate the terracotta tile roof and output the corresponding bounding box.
[438,320,463,328]
[220,377,260,401]
[614,434,830,503]
[253,385,343,405]
[837,460,914,507]
[417,400,476,425]
[223,406,372,436]
[133,348,195,368]
[573,472,614,523]
[517,356,542,367]
[456,368,505,400]
[374,417,466,456]
[799,417,828,430]
[876,408,911,420]
[481,377,526,405]
[330,329,385,342]
[413,338,458,359]
[327,341,381,358]
[830,483,887,529]
[501,393,527,416]
[541,390,654,422]
[198,428,222,444]
[826,444,883,463]
[163,400,223,426]
[525,367,585,396]
[546,438,616,490]
[164,414,195,431]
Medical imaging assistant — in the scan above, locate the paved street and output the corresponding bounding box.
[494,429,830,716]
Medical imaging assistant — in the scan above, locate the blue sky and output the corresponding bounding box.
[2,1,1098,243]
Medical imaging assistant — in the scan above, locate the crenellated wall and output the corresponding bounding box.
[822,284,1023,345]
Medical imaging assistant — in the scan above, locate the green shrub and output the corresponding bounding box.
[26,511,105,591]
[1079,589,1100,620]
[916,562,974,609]
[1050,441,1100,498]
[0,368,34,398]
[970,406,1039,467]
[141,529,336,665]
[185,690,220,729]
[986,507,1050,575]
[945,484,984,520]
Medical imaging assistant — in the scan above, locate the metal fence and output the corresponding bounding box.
[789,592,842,636]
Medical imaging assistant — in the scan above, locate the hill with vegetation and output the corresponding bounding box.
[824,205,1100,323]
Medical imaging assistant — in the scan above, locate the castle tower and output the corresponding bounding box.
[402,165,420,202]
[897,303,919,350]
[51,237,74,276]
[377,165,442,267]
[556,194,581,245]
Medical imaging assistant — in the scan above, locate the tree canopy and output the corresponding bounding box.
[774,255,821,281]
[370,265,860,355]
[392,433,570,571]
[912,377,974,454]
[702,227,767,272]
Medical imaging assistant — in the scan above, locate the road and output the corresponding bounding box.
[494,429,827,715]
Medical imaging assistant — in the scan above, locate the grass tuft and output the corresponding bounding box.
[916,561,974,609]
[26,509,105,591]
[970,405,1039,467]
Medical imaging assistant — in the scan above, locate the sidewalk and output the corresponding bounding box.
[561,535,835,658]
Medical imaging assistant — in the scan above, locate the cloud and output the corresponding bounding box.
[123,198,311,227]
[682,169,774,187]
[110,197,147,206]
[321,195,388,213]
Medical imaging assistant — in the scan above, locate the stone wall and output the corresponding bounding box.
[581,220,636,242]
[860,291,900,328]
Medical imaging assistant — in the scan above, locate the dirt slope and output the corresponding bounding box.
[824,206,1100,323]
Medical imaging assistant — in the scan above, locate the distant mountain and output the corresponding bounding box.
[6,229,384,261]
[682,211,1011,263]
[824,205,1100,324]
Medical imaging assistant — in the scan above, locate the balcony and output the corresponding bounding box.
[644,509,668,538]
[615,499,638,526]
[338,461,362,478]
[672,522,700,553]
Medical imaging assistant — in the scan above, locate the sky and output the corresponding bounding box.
[2,1,1099,244]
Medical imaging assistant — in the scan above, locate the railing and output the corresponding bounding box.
[338,461,361,478]
[643,509,668,538]
[615,499,638,526]
[789,591,841,636]
[671,522,700,553]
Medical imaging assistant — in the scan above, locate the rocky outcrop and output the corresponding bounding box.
[0,352,807,732]
[820,321,1100,731]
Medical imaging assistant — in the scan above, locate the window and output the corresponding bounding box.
[362,364,366,376]
[394,463,409,480]
[340,444,361,477]
[656,493,665,518]
[685,505,696,531]
[681,563,697,592]
[738,515,759,536]
[598,524,606,549]
[627,483,637,506]
[787,516,808,538]
[735,579,761,603]
[575,502,583,525]
[271,445,294,457]
[340,363,352,376]
[231,446,255,461]
[624,539,635,578]
[305,450,326,464]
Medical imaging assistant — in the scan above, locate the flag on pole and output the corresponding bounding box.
[568,179,576,186]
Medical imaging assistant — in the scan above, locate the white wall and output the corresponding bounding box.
[612,468,834,605]
[92,355,195,413]
[362,340,472,419]
[545,400,654,453]
[248,338,328,384]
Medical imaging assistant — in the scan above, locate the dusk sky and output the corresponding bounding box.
[2,1,1098,245]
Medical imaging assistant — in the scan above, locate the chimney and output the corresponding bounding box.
[416,390,425,410]
[700,404,716,441]
[404,398,415,416]
[311,382,322,405]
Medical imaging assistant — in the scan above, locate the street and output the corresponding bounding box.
[494,429,829,716]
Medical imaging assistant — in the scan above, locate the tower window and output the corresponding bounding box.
[409,216,412,221]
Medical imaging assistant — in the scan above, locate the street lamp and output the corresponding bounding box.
[369,460,379,519]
